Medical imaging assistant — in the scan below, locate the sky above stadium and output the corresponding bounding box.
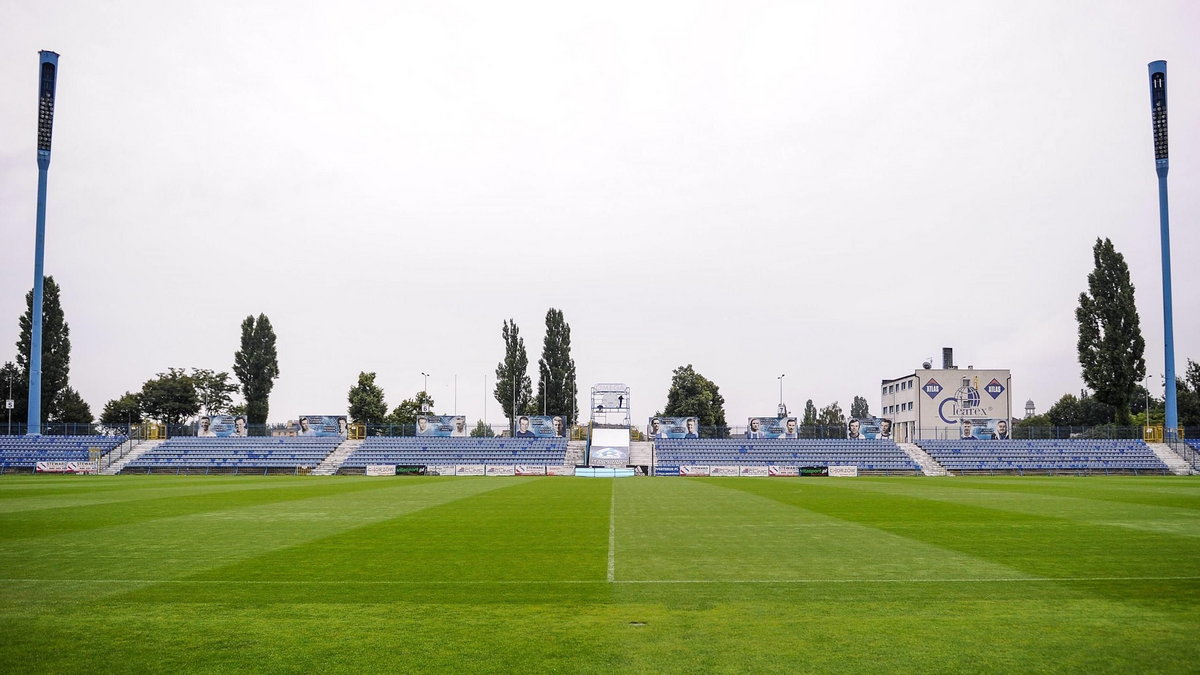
[1,0,1198,427]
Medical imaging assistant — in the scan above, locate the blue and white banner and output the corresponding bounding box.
[847,418,894,440]
[416,415,469,437]
[514,415,566,438]
[745,417,799,439]
[959,418,1012,440]
[298,415,348,437]
[646,417,699,439]
[197,414,249,437]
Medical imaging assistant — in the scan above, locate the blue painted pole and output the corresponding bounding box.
[1148,60,1177,439]
[28,51,58,437]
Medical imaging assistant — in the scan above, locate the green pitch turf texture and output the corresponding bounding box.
[2,475,1198,673]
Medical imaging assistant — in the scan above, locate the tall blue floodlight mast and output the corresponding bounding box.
[1147,60,1177,438]
[28,50,59,436]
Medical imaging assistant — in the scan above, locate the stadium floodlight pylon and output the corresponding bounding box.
[1147,60,1178,439]
[27,50,59,436]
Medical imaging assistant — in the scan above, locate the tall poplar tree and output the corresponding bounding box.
[534,308,578,424]
[13,276,71,424]
[233,314,279,425]
[1076,238,1145,425]
[494,319,532,431]
[850,395,870,419]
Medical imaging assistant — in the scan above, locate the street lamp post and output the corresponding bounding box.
[1147,60,1178,440]
[777,374,786,416]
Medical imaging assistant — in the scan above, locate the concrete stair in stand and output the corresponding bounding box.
[312,439,361,476]
[102,440,162,475]
[898,442,950,476]
[564,440,587,466]
[1146,443,1193,475]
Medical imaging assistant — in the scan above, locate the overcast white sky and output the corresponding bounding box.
[1,0,1197,426]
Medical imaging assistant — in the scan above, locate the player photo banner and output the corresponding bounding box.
[847,418,894,440]
[298,415,348,437]
[416,415,469,437]
[958,418,1013,440]
[646,417,700,439]
[197,414,249,437]
[745,417,799,439]
[513,415,567,438]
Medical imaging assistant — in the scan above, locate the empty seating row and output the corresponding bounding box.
[654,439,919,472]
[0,435,126,468]
[916,439,1168,471]
[344,437,568,467]
[124,436,340,470]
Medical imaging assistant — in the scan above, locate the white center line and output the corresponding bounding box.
[607,479,616,583]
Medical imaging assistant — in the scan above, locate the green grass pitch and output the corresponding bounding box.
[2,475,1198,673]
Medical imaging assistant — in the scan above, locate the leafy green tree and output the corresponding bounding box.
[662,364,727,437]
[1172,360,1200,428]
[850,395,870,419]
[817,401,845,429]
[494,319,532,431]
[470,420,495,438]
[100,391,143,427]
[139,368,200,426]
[534,308,578,424]
[348,372,388,424]
[233,314,279,425]
[191,368,239,416]
[54,387,92,424]
[387,391,436,426]
[1076,238,1145,425]
[1046,393,1115,428]
[13,276,71,424]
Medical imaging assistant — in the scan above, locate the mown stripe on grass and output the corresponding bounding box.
[0,476,412,541]
[0,477,517,581]
[612,477,1033,582]
[171,477,613,584]
[712,477,1200,583]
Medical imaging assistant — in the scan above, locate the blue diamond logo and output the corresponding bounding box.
[923,378,943,399]
[985,378,1006,399]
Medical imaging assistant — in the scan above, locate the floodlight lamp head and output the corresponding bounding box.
[1148,60,1167,171]
[37,51,59,161]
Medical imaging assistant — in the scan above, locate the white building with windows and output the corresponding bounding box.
[881,354,1012,441]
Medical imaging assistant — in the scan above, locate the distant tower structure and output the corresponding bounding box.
[1025,399,1035,418]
